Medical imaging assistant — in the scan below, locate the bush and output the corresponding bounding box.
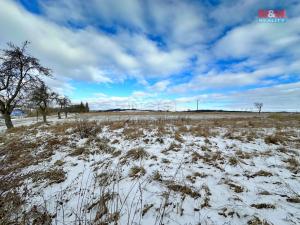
[74,120,101,138]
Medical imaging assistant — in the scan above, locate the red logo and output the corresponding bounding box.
[258,10,286,18]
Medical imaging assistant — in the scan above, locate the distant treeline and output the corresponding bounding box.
[68,102,89,113]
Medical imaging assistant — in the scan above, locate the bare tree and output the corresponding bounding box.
[56,96,71,119]
[31,81,57,123]
[0,41,51,128]
[254,102,263,114]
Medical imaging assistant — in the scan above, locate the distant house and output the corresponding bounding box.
[11,109,26,117]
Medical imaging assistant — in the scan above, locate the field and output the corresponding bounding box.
[1,112,300,225]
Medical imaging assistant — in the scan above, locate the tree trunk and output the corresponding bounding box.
[3,113,14,129]
[65,111,68,118]
[42,113,47,123]
[58,111,61,119]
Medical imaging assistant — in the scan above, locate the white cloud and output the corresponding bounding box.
[214,17,300,59]
[0,1,192,86]
[131,91,153,98]
[1,0,299,111]
[149,80,170,92]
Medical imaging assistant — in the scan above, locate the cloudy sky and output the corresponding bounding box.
[1,0,299,111]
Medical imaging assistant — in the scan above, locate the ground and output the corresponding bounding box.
[0,112,300,225]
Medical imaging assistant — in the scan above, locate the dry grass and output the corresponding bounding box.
[87,192,119,223]
[228,156,238,166]
[250,170,273,178]
[283,157,300,173]
[174,131,184,142]
[73,120,102,138]
[268,113,300,122]
[247,216,272,225]
[1,114,299,224]
[0,136,57,182]
[191,150,225,167]
[286,197,300,203]
[123,126,144,140]
[152,171,162,181]
[142,204,154,216]
[70,147,87,156]
[200,185,211,208]
[250,203,275,209]
[223,128,239,140]
[111,150,122,157]
[235,149,252,159]
[6,125,31,134]
[186,172,208,183]
[177,125,189,133]
[190,126,215,137]
[123,147,149,160]
[54,159,65,166]
[0,190,52,225]
[95,138,116,154]
[161,158,170,164]
[129,166,146,178]
[44,137,69,151]
[31,169,66,185]
[244,131,258,141]
[264,134,284,145]
[0,190,24,224]
[166,182,200,198]
[107,121,126,130]
[166,142,181,152]
[218,207,240,219]
[191,151,202,163]
[47,121,78,134]
[224,179,244,193]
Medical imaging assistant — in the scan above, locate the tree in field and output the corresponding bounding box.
[85,102,89,112]
[31,81,57,123]
[56,96,71,118]
[254,102,263,114]
[0,41,51,128]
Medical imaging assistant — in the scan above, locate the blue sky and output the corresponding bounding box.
[1,0,299,111]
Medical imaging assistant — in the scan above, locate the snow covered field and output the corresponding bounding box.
[1,113,300,225]
[0,112,259,133]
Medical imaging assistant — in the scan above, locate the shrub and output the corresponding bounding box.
[74,120,101,138]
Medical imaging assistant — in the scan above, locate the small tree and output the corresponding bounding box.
[85,102,89,112]
[56,96,71,118]
[0,41,51,128]
[254,102,263,114]
[31,81,57,123]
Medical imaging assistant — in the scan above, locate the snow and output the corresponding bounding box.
[0,112,259,132]
[1,115,300,224]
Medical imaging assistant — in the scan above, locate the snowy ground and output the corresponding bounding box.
[1,114,300,225]
[0,112,260,132]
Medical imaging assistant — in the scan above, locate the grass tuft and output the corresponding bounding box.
[129,166,146,178]
[124,147,149,160]
[167,183,200,198]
